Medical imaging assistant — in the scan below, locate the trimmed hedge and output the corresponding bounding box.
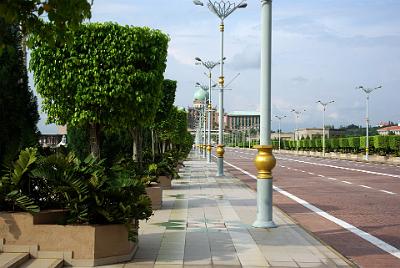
[281,135,400,156]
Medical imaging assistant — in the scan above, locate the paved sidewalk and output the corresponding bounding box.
[127,153,354,268]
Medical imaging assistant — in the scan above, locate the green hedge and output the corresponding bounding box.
[282,135,400,156]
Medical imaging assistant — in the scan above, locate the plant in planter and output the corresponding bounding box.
[0,147,39,213]
[140,163,162,210]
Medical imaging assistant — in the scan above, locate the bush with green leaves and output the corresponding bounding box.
[0,148,39,213]
[329,138,339,151]
[1,148,152,241]
[389,136,400,156]
[373,135,389,155]
[339,138,349,152]
[348,137,360,153]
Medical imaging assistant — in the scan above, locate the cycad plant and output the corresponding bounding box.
[0,147,39,213]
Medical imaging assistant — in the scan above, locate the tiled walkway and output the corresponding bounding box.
[125,153,353,268]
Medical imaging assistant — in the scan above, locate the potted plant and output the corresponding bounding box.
[0,148,153,266]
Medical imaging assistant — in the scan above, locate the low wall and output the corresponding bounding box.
[0,211,137,266]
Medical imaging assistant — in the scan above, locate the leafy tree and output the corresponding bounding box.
[0,19,39,165]
[30,23,169,157]
[0,0,92,53]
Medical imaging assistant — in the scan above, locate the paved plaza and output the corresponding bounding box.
[123,152,353,268]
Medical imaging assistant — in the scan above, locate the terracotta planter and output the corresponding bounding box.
[145,186,162,210]
[0,211,137,267]
[158,175,171,189]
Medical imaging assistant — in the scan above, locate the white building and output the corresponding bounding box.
[377,124,400,135]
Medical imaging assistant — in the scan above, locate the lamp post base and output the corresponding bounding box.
[253,146,277,229]
[207,144,212,163]
[216,144,225,176]
[253,219,276,228]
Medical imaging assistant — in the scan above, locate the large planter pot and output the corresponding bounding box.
[145,186,162,210]
[158,175,171,189]
[0,211,137,267]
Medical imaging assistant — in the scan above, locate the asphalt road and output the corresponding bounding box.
[220,147,400,268]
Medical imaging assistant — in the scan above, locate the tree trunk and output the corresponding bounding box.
[89,123,101,158]
[162,141,166,154]
[151,128,155,161]
[131,128,138,162]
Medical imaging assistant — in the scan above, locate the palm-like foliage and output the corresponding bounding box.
[0,148,39,213]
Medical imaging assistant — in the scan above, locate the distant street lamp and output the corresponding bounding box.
[194,87,209,158]
[316,100,335,156]
[291,109,306,152]
[195,58,220,163]
[194,0,247,177]
[356,85,382,160]
[274,115,286,152]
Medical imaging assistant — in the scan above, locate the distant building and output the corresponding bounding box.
[271,132,294,140]
[295,128,344,140]
[377,124,400,135]
[226,111,260,131]
[39,125,67,147]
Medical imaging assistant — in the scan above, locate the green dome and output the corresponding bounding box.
[194,88,208,101]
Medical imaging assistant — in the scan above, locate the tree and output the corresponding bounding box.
[0,0,92,54]
[0,19,39,165]
[30,23,169,158]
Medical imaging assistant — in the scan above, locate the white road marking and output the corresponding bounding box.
[360,185,372,189]
[278,157,400,179]
[380,190,396,195]
[327,178,337,181]
[222,158,400,260]
[308,172,315,175]
[341,180,353,185]
[318,175,325,177]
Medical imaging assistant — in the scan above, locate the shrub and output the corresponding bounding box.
[388,136,400,155]
[348,137,360,153]
[373,135,389,155]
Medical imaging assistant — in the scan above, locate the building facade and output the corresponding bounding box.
[294,128,344,140]
[226,111,260,131]
[377,125,400,135]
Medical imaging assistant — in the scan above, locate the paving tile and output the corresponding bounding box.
[130,153,351,268]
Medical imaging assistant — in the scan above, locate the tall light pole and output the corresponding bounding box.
[356,85,382,160]
[291,109,306,152]
[194,0,247,177]
[252,0,276,228]
[194,87,209,158]
[195,58,219,163]
[275,115,286,152]
[316,100,334,156]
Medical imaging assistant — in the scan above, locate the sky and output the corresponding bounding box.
[33,0,400,133]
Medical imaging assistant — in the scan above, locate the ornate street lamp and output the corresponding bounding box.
[356,85,382,160]
[252,0,276,228]
[316,100,334,156]
[274,115,287,152]
[195,58,220,163]
[194,0,247,176]
[194,87,209,158]
[291,109,306,152]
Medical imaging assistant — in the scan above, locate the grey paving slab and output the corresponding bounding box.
[129,152,353,268]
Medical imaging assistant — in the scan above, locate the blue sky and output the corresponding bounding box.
[34,0,400,133]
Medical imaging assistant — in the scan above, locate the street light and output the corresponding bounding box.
[274,115,287,152]
[356,85,382,160]
[195,58,220,163]
[194,0,247,177]
[252,0,275,229]
[291,109,306,152]
[194,87,209,158]
[316,100,335,156]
